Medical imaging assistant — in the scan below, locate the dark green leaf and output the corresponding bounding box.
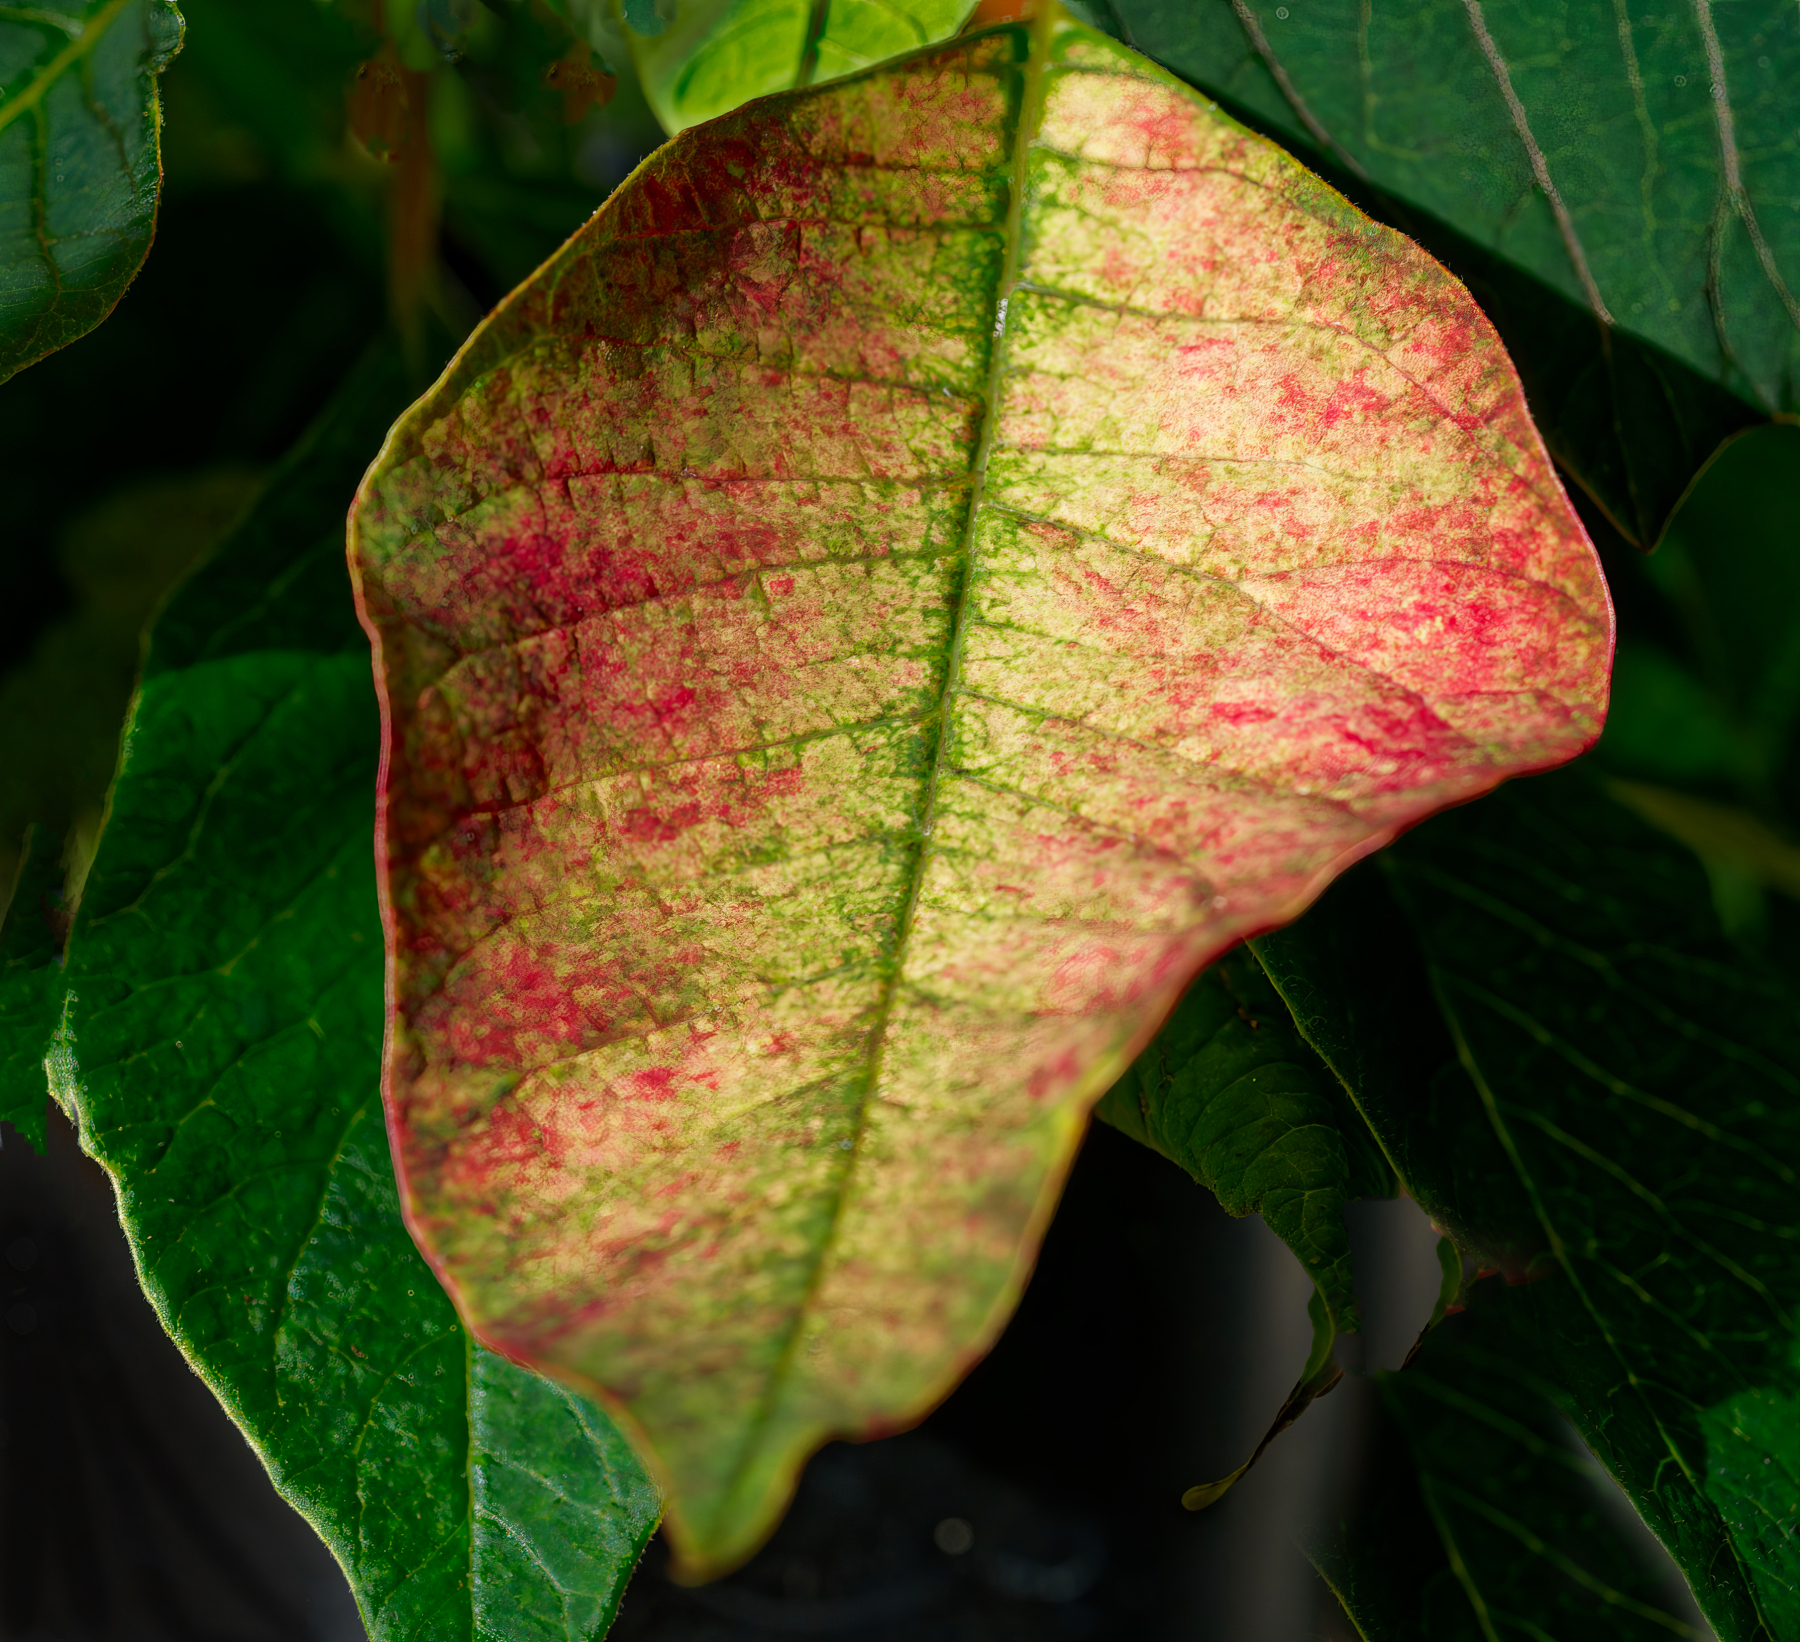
[1,822,63,1148]
[1102,0,1774,545]
[1319,1281,1708,1642]
[1095,952,1395,1508]
[0,0,184,381]
[49,340,660,1642]
[1108,0,1800,412]
[1096,953,1391,1337]
[1265,771,1800,1640]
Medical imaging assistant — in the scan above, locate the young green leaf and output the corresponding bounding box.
[1108,0,1800,421]
[0,0,183,382]
[621,0,975,133]
[350,9,1611,1577]
[51,344,659,1642]
[1263,771,1800,1641]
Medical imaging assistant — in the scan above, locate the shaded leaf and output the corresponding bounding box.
[1640,424,1800,789]
[350,10,1609,1576]
[50,342,659,1642]
[0,0,184,382]
[1100,0,1777,547]
[0,824,63,1150]
[620,0,975,133]
[1097,953,1391,1335]
[1263,770,1800,1640]
[0,467,263,895]
[1094,952,1392,1507]
[1318,1281,1708,1642]
[1107,0,1800,417]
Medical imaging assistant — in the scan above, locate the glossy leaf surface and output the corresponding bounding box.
[351,11,1610,1576]
[1110,0,1800,420]
[1259,772,1800,1640]
[622,0,974,133]
[0,0,182,382]
[50,346,659,1642]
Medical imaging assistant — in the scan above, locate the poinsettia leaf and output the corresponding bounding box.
[0,0,183,382]
[620,0,976,134]
[349,9,1611,1577]
[1107,0,1800,422]
[1085,2,1766,549]
[1093,951,1393,1506]
[1317,1279,1708,1642]
[1096,952,1391,1337]
[1,823,64,1150]
[50,342,660,1642]
[1263,769,1800,1641]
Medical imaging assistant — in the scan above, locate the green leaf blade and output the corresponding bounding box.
[57,344,660,1642]
[0,0,182,381]
[1278,770,1800,1641]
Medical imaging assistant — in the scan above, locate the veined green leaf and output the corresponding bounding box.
[621,0,975,133]
[1318,1280,1709,1642]
[1261,771,1800,1640]
[1107,0,1796,546]
[0,0,183,381]
[0,822,63,1148]
[1109,0,1800,416]
[50,343,660,1642]
[351,9,1609,1576]
[1094,952,1393,1505]
[1098,953,1392,1337]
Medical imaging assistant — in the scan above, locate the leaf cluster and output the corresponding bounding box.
[2,1,1799,1639]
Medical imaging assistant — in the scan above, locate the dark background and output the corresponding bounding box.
[1,1096,1451,1642]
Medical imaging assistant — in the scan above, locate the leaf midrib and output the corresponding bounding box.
[0,0,133,136]
[704,12,1057,1533]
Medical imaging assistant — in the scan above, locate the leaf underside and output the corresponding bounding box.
[54,345,660,1642]
[351,12,1609,1576]
[0,0,181,383]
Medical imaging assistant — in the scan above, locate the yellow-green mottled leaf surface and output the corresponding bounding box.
[623,0,975,133]
[349,10,1611,1578]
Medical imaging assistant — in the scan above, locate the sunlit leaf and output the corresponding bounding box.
[0,0,183,381]
[350,9,1610,1576]
[621,0,975,132]
[49,343,660,1642]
